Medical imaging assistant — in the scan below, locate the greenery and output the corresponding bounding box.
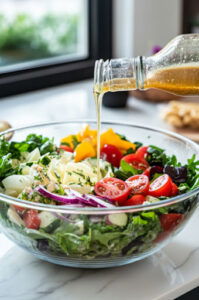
[0,13,79,64]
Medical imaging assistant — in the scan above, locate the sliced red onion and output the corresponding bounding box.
[35,186,81,205]
[35,185,115,208]
[69,190,115,208]
[52,212,77,223]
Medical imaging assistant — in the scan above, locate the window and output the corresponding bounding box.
[0,0,112,97]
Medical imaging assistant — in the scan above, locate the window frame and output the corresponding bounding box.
[0,0,112,98]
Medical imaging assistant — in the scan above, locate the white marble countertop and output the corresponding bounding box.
[0,80,199,300]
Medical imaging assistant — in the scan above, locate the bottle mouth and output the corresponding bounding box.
[94,59,104,92]
[94,59,110,93]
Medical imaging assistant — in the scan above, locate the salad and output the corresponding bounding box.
[0,125,198,259]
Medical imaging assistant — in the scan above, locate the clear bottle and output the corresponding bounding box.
[94,34,199,96]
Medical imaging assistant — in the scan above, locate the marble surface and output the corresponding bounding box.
[0,80,199,300]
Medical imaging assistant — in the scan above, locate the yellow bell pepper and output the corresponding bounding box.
[60,134,79,149]
[77,125,97,142]
[100,128,136,151]
[74,141,96,162]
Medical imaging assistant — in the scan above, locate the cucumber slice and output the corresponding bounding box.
[107,213,128,227]
[39,211,60,233]
[75,220,84,235]
[7,207,25,226]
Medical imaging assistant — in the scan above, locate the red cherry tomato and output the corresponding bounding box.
[159,213,184,231]
[148,174,172,197]
[94,177,130,204]
[23,210,41,229]
[143,167,151,177]
[100,144,122,168]
[126,175,149,195]
[170,182,179,196]
[122,154,149,170]
[13,205,26,213]
[136,146,148,159]
[59,145,74,153]
[154,231,170,243]
[124,194,146,206]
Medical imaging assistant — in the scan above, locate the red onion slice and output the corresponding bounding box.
[35,185,115,208]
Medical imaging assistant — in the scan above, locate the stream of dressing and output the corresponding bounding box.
[94,91,103,181]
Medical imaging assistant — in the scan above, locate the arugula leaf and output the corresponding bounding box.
[71,135,80,148]
[184,154,199,190]
[125,147,135,155]
[0,134,55,159]
[116,133,129,141]
[147,145,181,167]
[0,154,16,180]
[120,160,139,175]
[114,160,141,180]
[134,142,143,151]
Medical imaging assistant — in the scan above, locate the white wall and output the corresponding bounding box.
[113,0,182,57]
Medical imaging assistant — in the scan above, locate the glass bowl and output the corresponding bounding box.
[0,121,199,268]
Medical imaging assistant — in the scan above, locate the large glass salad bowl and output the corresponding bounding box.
[0,121,198,268]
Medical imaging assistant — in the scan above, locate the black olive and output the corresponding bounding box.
[163,165,187,183]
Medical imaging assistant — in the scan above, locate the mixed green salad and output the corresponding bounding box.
[0,125,198,259]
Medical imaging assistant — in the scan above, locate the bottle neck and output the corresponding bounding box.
[94,57,146,94]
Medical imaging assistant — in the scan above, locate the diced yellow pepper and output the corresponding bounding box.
[77,125,97,142]
[60,134,79,149]
[74,141,96,162]
[100,128,136,151]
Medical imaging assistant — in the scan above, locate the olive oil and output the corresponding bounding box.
[93,65,199,178]
[94,91,103,180]
[145,66,199,95]
[95,66,199,96]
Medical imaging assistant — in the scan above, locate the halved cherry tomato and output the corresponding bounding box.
[143,167,151,177]
[23,210,41,229]
[59,145,74,153]
[94,177,130,204]
[142,167,151,178]
[136,146,148,159]
[101,144,122,168]
[124,194,146,206]
[154,231,170,243]
[148,174,172,197]
[12,205,26,213]
[154,213,184,243]
[170,182,179,196]
[159,213,184,231]
[122,154,149,170]
[126,175,149,195]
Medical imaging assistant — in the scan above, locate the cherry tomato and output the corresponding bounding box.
[136,146,148,159]
[124,194,146,206]
[122,154,149,170]
[148,174,172,197]
[12,205,26,214]
[170,182,179,196]
[94,177,130,204]
[23,210,41,229]
[159,213,184,231]
[100,144,122,168]
[126,175,149,194]
[59,145,74,153]
[143,167,151,177]
[154,231,170,243]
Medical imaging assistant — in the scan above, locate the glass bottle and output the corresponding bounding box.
[94,34,199,96]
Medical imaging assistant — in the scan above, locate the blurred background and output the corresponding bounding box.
[0,0,198,98]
